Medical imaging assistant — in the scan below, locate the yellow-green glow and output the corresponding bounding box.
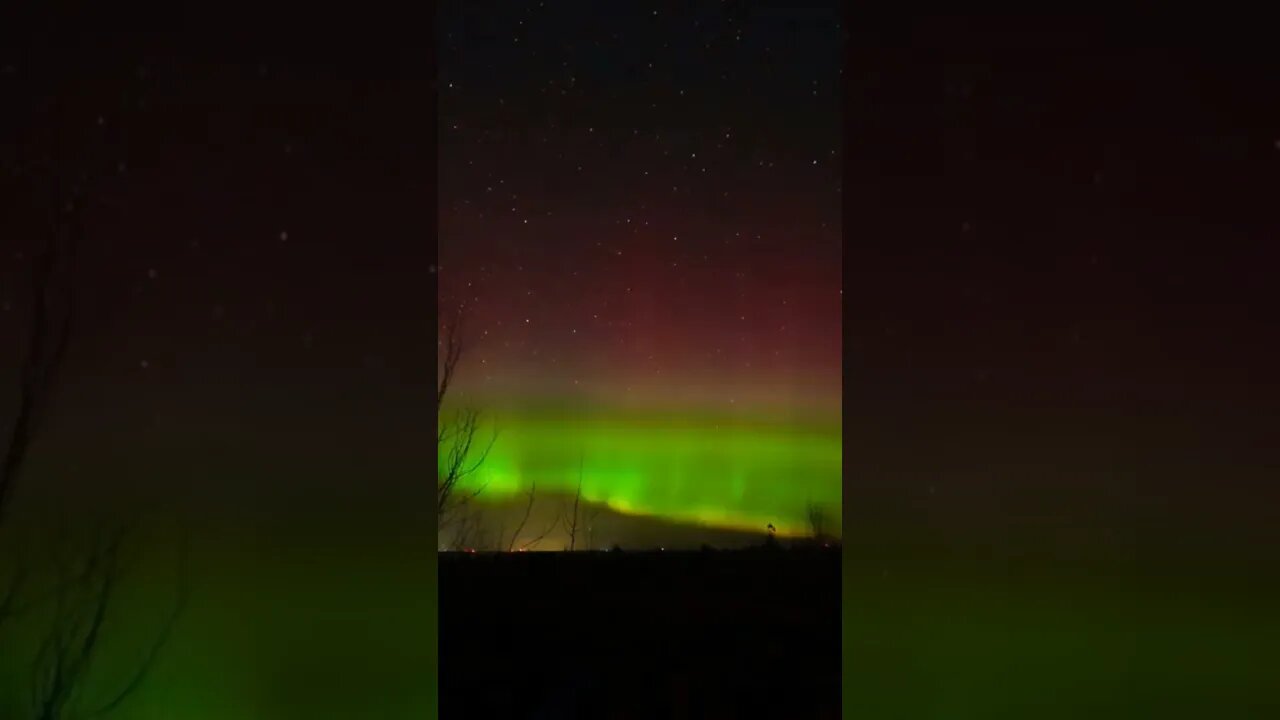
[441,407,841,536]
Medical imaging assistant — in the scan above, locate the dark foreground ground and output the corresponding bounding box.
[439,547,841,719]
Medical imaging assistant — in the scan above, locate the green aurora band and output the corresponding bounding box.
[440,406,842,536]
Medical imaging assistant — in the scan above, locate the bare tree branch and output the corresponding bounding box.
[560,457,585,552]
[23,525,189,720]
[502,482,538,552]
[436,304,464,413]
[85,532,191,719]
[436,303,498,531]
[0,179,185,719]
[437,408,498,527]
[495,481,559,552]
[796,502,841,549]
[29,527,125,720]
[0,184,80,526]
[584,505,602,551]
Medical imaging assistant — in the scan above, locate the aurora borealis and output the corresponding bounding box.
[5,1,1280,717]
[438,2,843,543]
[441,407,841,536]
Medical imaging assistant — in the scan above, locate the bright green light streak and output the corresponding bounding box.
[440,408,841,535]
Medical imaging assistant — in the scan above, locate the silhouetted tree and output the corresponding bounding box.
[0,183,82,646]
[763,522,780,550]
[806,503,828,543]
[583,502,602,551]
[437,303,497,533]
[443,480,559,553]
[496,481,557,552]
[0,181,79,526]
[558,453,601,548]
[442,504,480,552]
[28,526,189,720]
[0,182,186,719]
[560,458,586,551]
[803,502,839,549]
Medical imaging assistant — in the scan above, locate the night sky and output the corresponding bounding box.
[0,10,432,517]
[438,2,843,542]
[847,13,1280,570]
[1,3,1278,716]
[1,9,434,716]
[842,15,1280,716]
